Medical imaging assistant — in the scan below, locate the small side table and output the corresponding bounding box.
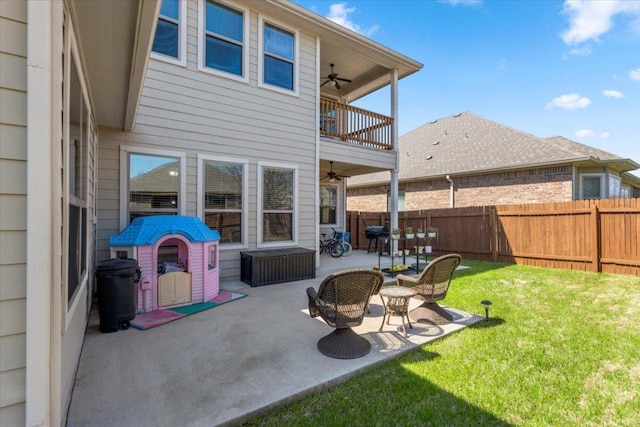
[379,286,416,337]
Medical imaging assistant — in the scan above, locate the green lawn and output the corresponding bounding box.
[246,261,640,426]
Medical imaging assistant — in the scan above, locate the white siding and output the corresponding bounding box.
[97,0,319,279]
[0,1,27,423]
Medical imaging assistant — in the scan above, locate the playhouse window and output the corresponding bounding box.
[208,244,218,270]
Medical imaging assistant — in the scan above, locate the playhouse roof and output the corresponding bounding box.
[110,215,220,247]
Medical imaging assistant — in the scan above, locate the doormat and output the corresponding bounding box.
[131,290,247,330]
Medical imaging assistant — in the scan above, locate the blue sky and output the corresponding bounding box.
[294,0,640,176]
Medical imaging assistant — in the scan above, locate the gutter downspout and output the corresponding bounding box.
[446,175,454,208]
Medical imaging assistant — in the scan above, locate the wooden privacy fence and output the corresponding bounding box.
[347,198,640,276]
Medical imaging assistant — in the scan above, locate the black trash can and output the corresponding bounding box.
[96,258,140,333]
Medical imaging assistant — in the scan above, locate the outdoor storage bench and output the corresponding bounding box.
[240,248,316,287]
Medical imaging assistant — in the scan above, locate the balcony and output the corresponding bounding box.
[320,97,394,150]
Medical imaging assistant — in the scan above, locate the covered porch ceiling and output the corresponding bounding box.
[258,0,423,103]
[69,0,158,131]
[320,160,389,181]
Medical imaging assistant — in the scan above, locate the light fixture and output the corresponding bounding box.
[329,80,337,87]
[481,300,492,322]
[329,176,336,183]
[169,170,178,177]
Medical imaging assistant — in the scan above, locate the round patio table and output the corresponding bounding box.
[379,286,416,337]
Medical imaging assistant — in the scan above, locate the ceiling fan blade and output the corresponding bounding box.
[335,77,352,83]
[334,81,341,90]
[335,176,342,180]
[320,80,329,87]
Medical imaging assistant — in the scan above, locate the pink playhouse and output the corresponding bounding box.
[109,215,220,314]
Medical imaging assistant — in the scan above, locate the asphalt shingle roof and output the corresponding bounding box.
[348,112,632,186]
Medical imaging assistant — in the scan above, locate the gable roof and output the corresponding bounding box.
[348,112,639,186]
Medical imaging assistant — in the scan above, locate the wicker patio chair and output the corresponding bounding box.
[306,269,384,359]
[396,253,461,325]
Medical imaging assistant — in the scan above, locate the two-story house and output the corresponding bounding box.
[0,0,421,425]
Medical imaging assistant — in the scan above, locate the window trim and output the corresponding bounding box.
[151,0,188,67]
[257,161,299,248]
[119,146,187,230]
[197,154,249,250]
[257,16,299,96]
[579,173,605,200]
[197,0,250,83]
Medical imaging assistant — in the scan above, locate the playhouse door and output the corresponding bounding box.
[158,272,192,307]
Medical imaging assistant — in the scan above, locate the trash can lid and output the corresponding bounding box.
[96,258,138,272]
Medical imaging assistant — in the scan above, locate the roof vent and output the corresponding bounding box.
[426,155,433,160]
[433,141,440,145]
[453,113,462,117]
[430,119,438,124]
[444,130,448,135]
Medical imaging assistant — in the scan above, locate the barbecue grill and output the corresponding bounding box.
[365,224,389,253]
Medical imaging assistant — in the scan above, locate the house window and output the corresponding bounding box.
[199,156,247,246]
[320,185,337,225]
[388,189,406,212]
[120,147,186,229]
[66,53,90,307]
[609,174,621,199]
[260,19,297,92]
[259,162,297,245]
[203,0,245,75]
[621,184,631,199]
[152,0,187,65]
[580,173,604,199]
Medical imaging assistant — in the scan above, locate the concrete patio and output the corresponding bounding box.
[66,250,481,426]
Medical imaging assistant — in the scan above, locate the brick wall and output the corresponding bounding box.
[347,166,574,211]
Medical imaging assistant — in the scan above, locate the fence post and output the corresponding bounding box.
[490,206,498,262]
[590,204,601,273]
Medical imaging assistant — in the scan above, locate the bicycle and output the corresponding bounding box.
[319,228,345,257]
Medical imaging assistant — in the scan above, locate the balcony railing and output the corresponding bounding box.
[320,97,394,150]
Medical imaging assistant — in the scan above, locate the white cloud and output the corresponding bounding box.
[603,89,624,98]
[599,132,611,139]
[563,45,592,58]
[560,0,640,45]
[631,67,640,81]
[327,3,380,37]
[545,93,592,110]
[575,129,594,138]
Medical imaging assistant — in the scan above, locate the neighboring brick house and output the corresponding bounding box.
[347,112,640,211]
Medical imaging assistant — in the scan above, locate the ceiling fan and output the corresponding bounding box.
[321,161,351,182]
[320,64,352,90]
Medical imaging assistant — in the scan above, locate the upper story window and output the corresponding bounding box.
[152,0,187,66]
[201,0,247,77]
[259,18,298,94]
[198,155,248,248]
[120,147,186,229]
[258,162,298,246]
